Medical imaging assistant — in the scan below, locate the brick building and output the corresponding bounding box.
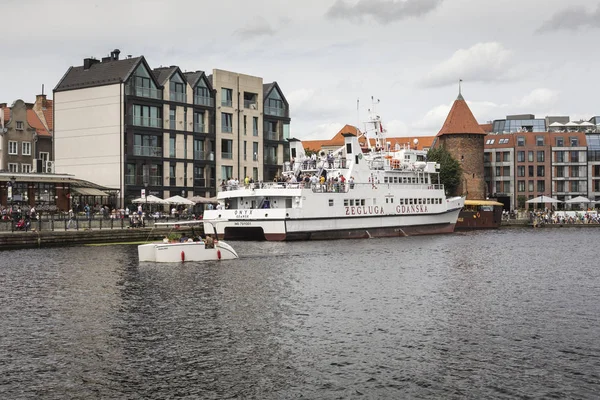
[434,92,487,199]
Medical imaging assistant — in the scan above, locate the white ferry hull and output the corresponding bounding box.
[204,206,461,241]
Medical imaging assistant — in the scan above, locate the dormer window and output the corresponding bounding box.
[170,73,186,103]
[16,121,24,130]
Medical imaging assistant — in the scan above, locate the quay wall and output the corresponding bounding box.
[0,227,200,250]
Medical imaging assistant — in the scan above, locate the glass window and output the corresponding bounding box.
[517,166,525,177]
[495,166,501,176]
[517,136,525,146]
[571,166,579,177]
[536,136,544,146]
[22,142,31,156]
[518,180,525,192]
[556,137,564,147]
[570,137,578,146]
[537,166,545,177]
[503,152,510,162]
[556,181,565,192]
[556,151,565,162]
[221,88,233,107]
[495,152,501,162]
[486,139,495,145]
[484,153,491,162]
[537,151,545,162]
[253,117,259,136]
[221,165,233,181]
[571,181,579,192]
[169,107,176,130]
[537,180,545,192]
[571,151,579,162]
[503,166,510,176]
[528,151,534,162]
[528,166,534,177]
[8,141,18,155]
[517,151,525,162]
[221,139,233,159]
[495,181,502,193]
[556,166,564,177]
[528,180,534,192]
[169,136,176,158]
[221,113,233,133]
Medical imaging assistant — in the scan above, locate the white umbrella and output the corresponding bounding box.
[132,195,167,204]
[189,195,219,204]
[564,121,580,127]
[526,195,562,204]
[164,195,195,205]
[579,121,595,127]
[565,196,593,204]
[549,122,564,127]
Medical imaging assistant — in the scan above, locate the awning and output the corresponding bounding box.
[72,187,110,196]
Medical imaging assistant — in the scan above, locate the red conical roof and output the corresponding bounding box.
[437,94,486,136]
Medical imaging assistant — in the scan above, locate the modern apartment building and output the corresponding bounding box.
[210,69,290,184]
[53,49,290,207]
[484,130,589,210]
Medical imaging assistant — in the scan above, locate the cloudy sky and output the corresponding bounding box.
[4,0,600,139]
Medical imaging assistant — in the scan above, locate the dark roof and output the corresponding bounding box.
[183,71,203,87]
[263,81,289,107]
[183,70,214,92]
[152,66,178,85]
[54,57,144,92]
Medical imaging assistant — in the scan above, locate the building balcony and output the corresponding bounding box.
[133,145,162,157]
[194,150,214,161]
[264,156,278,165]
[125,175,162,186]
[264,131,280,141]
[221,99,232,107]
[194,178,206,187]
[244,100,258,109]
[129,115,162,128]
[222,126,233,133]
[194,123,206,133]
[222,152,233,159]
[126,85,162,100]
[170,91,186,103]
[194,96,214,107]
[264,106,288,118]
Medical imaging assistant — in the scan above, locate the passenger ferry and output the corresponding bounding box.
[203,106,464,241]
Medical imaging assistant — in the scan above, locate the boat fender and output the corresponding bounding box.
[217,249,222,260]
[181,251,185,262]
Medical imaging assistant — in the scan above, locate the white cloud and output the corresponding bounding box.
[235,17,276,39]
[517,88,560,109]
[383,119,410,137]
[412,103,452,134]
[296,122,345,141]
[419,42,515,88]
[537,4,600,33]
[326,0,444,24]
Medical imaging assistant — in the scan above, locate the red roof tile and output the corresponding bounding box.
[1,106,10,123]
[42,99,53,132]
[438,96,486,136]
[27,109,50,136]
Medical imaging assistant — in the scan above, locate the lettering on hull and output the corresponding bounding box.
[344,204,429,216]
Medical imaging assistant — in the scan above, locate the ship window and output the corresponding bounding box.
[329,199,334,206]
[361,199,365,206]
[427,198,431,204]
[390,198,393,203]
[409,199,413,205]
[344,199,349,206]
[384,177,389,183]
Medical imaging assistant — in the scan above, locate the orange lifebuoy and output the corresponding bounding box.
[476,212,481,218]
[217,249,222,260]
[181,251,185,262]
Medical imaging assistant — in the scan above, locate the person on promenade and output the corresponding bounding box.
[67,209,77,229]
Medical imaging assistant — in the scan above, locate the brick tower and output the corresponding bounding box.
[435,91,487,199]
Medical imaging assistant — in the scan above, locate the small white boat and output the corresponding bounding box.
[138,220,239,262]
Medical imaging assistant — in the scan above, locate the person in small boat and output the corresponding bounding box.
[205,234,214,249]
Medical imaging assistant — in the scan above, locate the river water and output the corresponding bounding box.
[1,228,599,399]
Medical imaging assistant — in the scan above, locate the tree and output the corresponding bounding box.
[426,146,462,196]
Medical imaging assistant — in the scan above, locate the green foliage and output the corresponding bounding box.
[517,195,526,209]
[167,232,181,242]
[426,146,462,196]
[304,148,318,157]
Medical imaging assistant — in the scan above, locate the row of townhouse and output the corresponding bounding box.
[484,114,600,210]
[52,49,290,208]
